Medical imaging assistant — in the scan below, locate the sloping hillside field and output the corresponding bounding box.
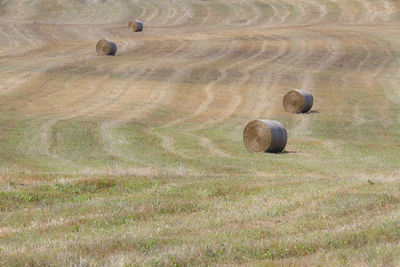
[1,0,400,265]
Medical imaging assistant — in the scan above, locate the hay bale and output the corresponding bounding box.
[243,119,287,153]
[283,90,313,113]
[96,39,117,56]
[128,20,143,32]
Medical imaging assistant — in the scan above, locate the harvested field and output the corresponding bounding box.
[0,0,400,266]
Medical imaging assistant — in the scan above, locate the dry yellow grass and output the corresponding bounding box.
[0,0,400,266]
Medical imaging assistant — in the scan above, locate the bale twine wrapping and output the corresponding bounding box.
[243,119,287,153]
[128,20,143,32]
[283,90,313,113]
[96,39,117,56]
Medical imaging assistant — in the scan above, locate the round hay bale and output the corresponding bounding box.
[283,90,313,113]
[243,119,287,153]
[128,20,143,32]
[96,39,117,56]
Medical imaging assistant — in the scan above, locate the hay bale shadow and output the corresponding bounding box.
[300,110,318,115]
[269,150,300,155]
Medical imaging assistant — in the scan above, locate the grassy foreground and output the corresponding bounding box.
[2,172,400,266]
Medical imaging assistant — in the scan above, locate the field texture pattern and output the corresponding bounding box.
[1,0,400,266]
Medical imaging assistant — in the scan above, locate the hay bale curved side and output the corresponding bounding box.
[283,90,313,113]
[128,20,143,32]
[243,119,287,153]
[96,39,117,56]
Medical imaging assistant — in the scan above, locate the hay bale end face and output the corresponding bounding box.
[243,119,287,153]
[283,90,313,113]
[128,20,143,32]
[96,39,117,56]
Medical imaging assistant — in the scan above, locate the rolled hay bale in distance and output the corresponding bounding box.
[128,20,143,32]
[96,39,117,56]
[283,90,313,113]
[243,119,287,153]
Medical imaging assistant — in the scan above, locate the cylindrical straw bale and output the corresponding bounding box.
[96,39,117,56]
[128,20,143,32]
[243,119,287,153]
[283,90,313,113]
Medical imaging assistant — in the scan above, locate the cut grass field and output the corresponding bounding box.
[0,0,400,265]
